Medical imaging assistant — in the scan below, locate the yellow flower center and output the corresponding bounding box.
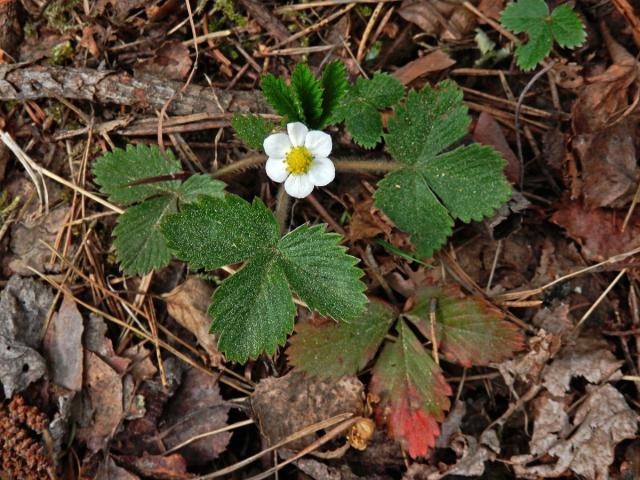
[285,146,313,176]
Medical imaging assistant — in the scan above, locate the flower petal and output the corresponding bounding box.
[264,133,291,158]
[308,157,335,187]
[287,122,309,147]
[305,130,332,158]
[285,174,315,198]
[265,158,289,183]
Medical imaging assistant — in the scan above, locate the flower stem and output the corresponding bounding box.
[275,185,290,234]
[333,158,400,173]
[213,154,266,178]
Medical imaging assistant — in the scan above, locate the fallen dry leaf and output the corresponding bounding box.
[85,314,131,374]
[163,277,222,365]
[76,351,124,452]
[114,452,190,480]
[531,302,573,338]
[161,367,231,465]
[43,294,84,391]
[551,199,640,262]
[0,275,52,396]
[473,112,519,185]
[393,50,455,85]
[512,384,638,479]
[497,329,559,388]
[542,337,623,396]
[135,40,193,81]
[252,372,364,450]
[122,344,157,383]
[398,0,476,40]
[97,457,140,480]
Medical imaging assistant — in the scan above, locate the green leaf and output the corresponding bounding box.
[500,0,548,33]
[290,63,324,128]
[162,193,367,362]
[178,174,225,204]
[334,73,404,148]
[385,81,469,165]
[419,144,511,223]
[370,319,452,458]
[113,195,177,275]
[277,224,367,321]
[375,82,511,258]
[261,74,301,122]
[374,169,453,258]
[500,0,585,70]
[318,61,348,128]
[405,286,524,367]
[162,195,279,270]
[209,253,295,363]
[286,300,396,379]
[550,4,586,48]
[92,144,181,205]
[231,113,275,151]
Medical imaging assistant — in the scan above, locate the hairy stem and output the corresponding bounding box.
[275,185,291,234]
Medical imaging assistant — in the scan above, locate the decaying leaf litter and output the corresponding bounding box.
[0,0,639,478]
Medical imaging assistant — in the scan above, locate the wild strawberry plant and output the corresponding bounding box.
[500,0,586,70]
[287,286,523,458]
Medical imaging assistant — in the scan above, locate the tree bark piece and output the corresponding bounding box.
[0,0,21,59]
[0,65,269,115]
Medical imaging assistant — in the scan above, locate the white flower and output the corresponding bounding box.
[263,122,335,199]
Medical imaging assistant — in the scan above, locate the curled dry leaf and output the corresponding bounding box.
[43,294,84,391]
[398,0,476,40]
[473,112,520,185]
[512,384,638,479]
[0,275,52,396]
[251,371,364,450]
[393,50,456,85]
[163,277,222,365]
[114,452,190,480]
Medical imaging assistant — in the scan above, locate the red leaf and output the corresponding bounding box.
[370,320,452,458]
[406,285,524,367]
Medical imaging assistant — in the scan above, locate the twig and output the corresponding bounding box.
[164,419,254,455]
[574,268,628,330]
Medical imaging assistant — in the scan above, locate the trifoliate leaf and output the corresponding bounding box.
[113,195,177,276]
[290,63,324,128]
[334,72,404,148]
[385,82,469,165]
[93,144,181,205]
[287,300,396,379]
[261,74,301,122]
[277,224,367,321]
[375,169,454,257]
[209,253,295,363]
[405,286,524,367]
[231,113,275,151]
[370,319,452,458]
[162,193,367,363]
[318,61,348,128]
[550,4,586,48]
[162,195,279,270]
[178,174,225,203]
[500,0,585,70]
[375,82,511,258]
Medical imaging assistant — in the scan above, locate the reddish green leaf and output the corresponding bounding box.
[370,319,451,458]
[406,285,523,368]
[286,300,396,379]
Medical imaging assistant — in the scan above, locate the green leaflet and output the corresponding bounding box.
[290,63,324,127]
[333,73,404,148]
[500,0,585,70]
[286,300,396,379]
[92,144,225,275]
[162,194,366,363]
[261,74,301,122]
[231,113,275,151]
[318,61,348,128]
[405,286,524,367]
[374,81,511,258]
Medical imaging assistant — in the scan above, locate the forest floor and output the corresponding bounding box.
[0,0,640,479]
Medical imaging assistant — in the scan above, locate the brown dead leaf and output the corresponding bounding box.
[0,275,51,396]
[541,338,623,396]
[346,196,393,242]
[393,50,455,85]
[572,119,639,208]
[551,199,640,262]
[161,367,231,465]
[512,384,638,479]
[135,41,192,81]
[122,344,157,383]
[85,314,131,374]
[531,303,573,338]
[497,330,560,388]
[9,205,70,275]
[97,457,140,480]
[95,0,146,20]
[252,372,364,450]
[76,351,124,452]
[163,277,222,365]
[473,112,519,184]
[398,0,476,40]
[44,294,84,391]
[551,62,584,89]
[114,453,190,480]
